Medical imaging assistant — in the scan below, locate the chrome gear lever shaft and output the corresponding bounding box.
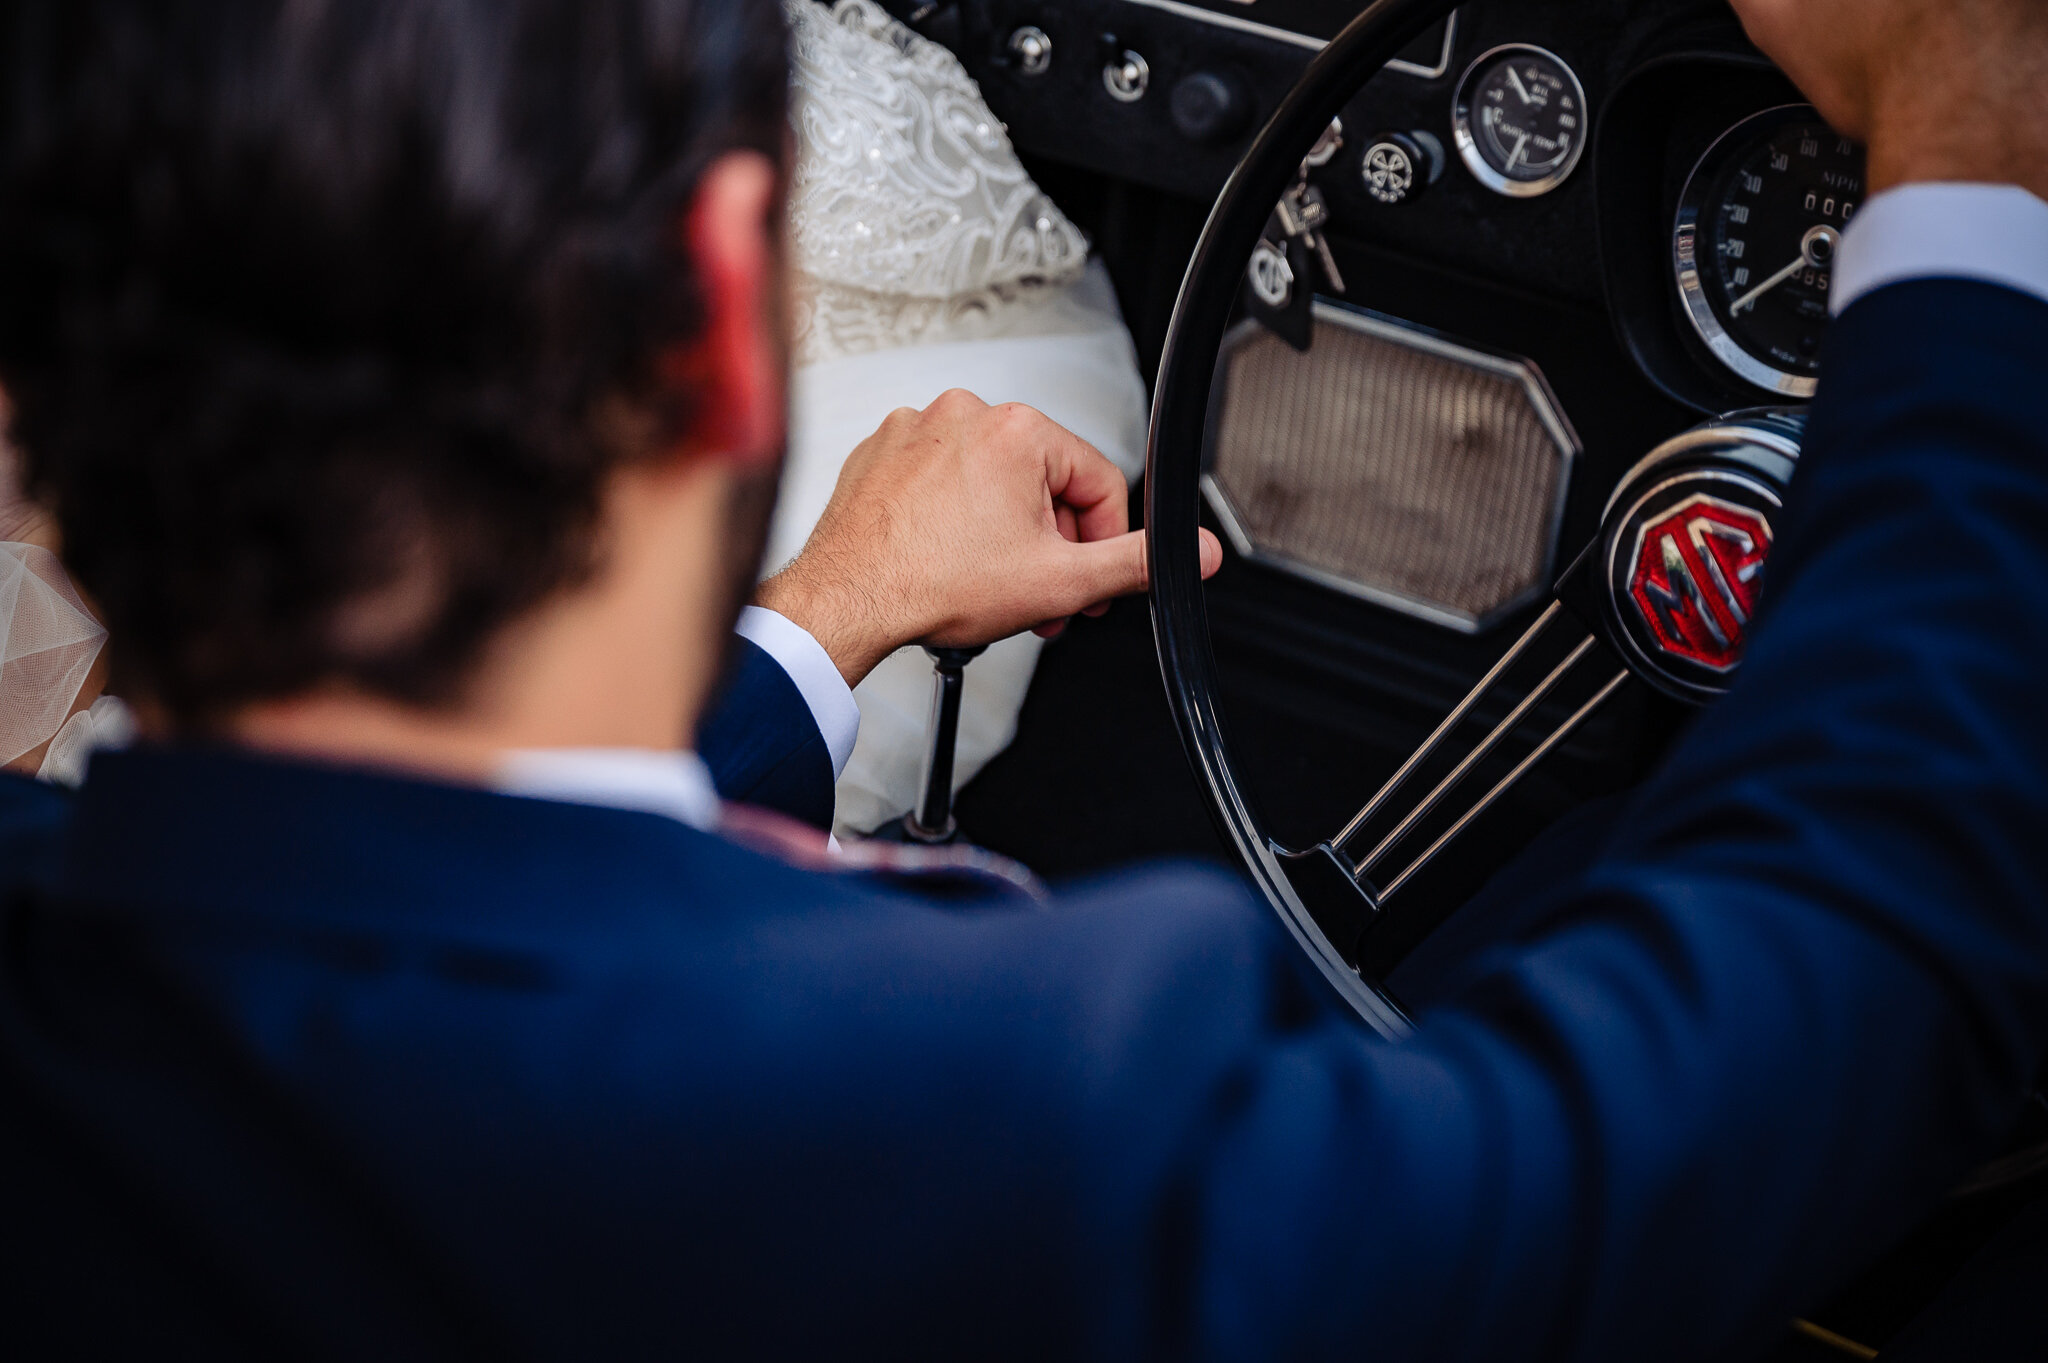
[902,645,986,844]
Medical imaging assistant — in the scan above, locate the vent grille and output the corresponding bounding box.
[1204,305,1578,632]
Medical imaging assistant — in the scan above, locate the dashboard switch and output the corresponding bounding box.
[1006,26,1052,78]
[1171,71,1251,144]
[1103,49,1150,103]
[1360,131,1445,205]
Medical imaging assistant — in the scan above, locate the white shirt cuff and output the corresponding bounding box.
[1832,183,2048,316]
[734,605,860,780]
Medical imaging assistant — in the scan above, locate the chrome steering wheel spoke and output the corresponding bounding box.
[1277,600,1630,966]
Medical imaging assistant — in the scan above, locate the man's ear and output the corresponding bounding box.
[665,151,785,467]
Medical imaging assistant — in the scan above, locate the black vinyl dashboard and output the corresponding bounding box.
[928,0,1855,415]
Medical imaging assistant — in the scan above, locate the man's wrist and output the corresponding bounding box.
[1866,134,2048,206]
[754,557,901,690]
[1862,64,2048,202]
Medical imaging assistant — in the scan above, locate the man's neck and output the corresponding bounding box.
[225,458,735,784]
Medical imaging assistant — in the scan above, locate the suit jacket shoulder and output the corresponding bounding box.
[2,745,1295,1359]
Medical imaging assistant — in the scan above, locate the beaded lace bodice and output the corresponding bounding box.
[785,0,1089,365]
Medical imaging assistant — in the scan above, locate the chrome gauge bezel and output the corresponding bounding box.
[1673,104,1827,399]
[1451,44,1588,199]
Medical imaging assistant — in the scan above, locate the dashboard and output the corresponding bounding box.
[932,0,1862,411]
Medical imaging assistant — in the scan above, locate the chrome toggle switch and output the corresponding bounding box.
[1006,25,1052,77]
[1103,49,1150,102]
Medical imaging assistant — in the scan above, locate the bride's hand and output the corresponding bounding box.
[756,389,1222,688]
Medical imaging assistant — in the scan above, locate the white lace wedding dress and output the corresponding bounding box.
[777,0,1149,838]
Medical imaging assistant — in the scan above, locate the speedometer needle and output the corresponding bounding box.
[1507,66,1534,104]
[1730,255,1806,314]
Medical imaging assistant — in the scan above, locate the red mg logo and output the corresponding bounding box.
[1627,493,1773,672]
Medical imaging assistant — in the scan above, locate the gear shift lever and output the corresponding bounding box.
[901,645,985,844]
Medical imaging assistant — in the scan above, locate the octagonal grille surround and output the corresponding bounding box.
[1201,302,1581,633]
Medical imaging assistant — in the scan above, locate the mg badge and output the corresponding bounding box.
[1597,425,1796,705]
[1626,494,1772,673]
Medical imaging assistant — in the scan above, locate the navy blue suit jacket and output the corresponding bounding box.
[4,281,2048,1360]
[697,635,837,829]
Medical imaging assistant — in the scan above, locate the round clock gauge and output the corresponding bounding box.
[1451,45,1588,198]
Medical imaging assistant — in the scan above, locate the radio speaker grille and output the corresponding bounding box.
[1204,305,1578,632]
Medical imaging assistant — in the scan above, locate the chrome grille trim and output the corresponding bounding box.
[1203,302,1579,633]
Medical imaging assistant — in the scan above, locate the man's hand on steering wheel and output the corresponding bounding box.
[758,389,1223,687]
[1730,0,2048,198]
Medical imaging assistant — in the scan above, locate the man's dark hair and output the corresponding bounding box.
[0,0,790,723]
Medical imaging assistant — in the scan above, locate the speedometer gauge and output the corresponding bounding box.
[1452,45,1587,197]
[1675,106,1867,397]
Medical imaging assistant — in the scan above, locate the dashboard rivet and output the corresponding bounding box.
[1007,26,1052,78]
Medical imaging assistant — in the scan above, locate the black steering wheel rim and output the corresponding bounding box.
[1144,0,1475,1038]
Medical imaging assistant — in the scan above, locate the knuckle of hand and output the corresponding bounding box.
[991,403,1044,446]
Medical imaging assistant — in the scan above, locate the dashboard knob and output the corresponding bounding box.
[1006,26,1052,78]
[1170,71,1251,144]
[1102,49,1150,103]
[1360,130,1446,205]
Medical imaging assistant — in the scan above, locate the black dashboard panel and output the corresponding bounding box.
[958,0,1322,198]
[958,2,1745,293]
[1138,0,1455,54]
[947,0,1812,405]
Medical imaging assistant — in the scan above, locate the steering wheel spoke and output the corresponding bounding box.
[1375,667,1631,901]
[1344,609,1600,883]
[1278,600,1630,967]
